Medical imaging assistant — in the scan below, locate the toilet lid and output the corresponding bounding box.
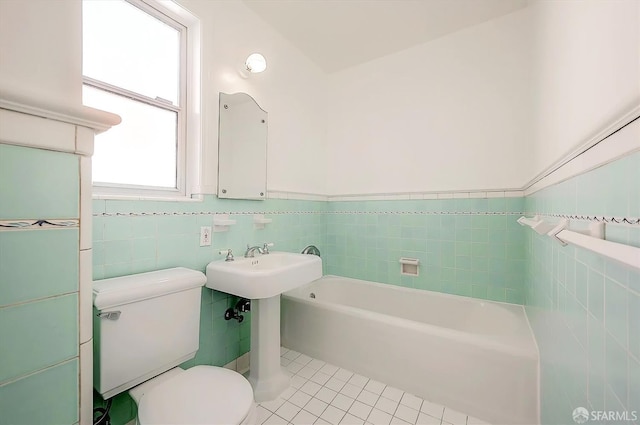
[138,366,254,425]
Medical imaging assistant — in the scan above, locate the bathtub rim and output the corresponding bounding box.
[288,274,526,310]
[282,274,539,360]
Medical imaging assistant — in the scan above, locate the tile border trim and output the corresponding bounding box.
[92,210,525,217]
[0,219,79,231]
[524,213,640,226]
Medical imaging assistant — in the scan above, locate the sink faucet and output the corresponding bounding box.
[244,244,264,258]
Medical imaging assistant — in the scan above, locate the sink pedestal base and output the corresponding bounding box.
[248,296,290,402]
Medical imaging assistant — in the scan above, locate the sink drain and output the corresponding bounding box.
[309,293,316,299]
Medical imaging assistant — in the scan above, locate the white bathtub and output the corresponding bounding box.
[281,275,539,425]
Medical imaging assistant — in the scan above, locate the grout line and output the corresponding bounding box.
[0,290,79,310]
[0,357,78,388]
[269,348,478,425]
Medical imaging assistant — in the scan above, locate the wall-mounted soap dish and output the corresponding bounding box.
[253,214,272,229]
[399,257,419,276]
[213,214,236,232]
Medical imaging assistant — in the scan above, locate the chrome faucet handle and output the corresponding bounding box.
[245,244,262,258]
[218,249,234,261]
[262,242,274,254]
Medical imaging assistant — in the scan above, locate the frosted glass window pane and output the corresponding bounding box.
[84,86,177,188]
[83,0,180,104]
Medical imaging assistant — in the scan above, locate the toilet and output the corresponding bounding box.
[93,267,256,424]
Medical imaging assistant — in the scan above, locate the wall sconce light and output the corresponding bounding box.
[245,53,267,74]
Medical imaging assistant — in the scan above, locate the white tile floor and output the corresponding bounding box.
[255,347,492,425]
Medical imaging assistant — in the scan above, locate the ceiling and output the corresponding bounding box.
[243,0,528,73]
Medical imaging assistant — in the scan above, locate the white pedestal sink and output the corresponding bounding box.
[206,252,322,402]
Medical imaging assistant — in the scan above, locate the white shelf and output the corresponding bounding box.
[519,216,640,271]
[213,214,236,232]
[253,214,272,229]
[0,80,121,133]
[517,215,554,235]
[555,229,639,270]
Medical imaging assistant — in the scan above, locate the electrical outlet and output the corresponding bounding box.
[200,226,212,246]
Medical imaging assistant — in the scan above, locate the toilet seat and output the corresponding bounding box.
[137,365,254,425]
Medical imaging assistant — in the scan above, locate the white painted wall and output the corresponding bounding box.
[0,0,328,198]
[326,9,532,196]
[528,0,640,182]
[3,0,636,198]
[0,0,82,105]
[176,0,328,196]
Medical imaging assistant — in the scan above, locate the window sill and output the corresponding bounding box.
[92,193,203,202]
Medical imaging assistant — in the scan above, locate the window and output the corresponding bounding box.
[83,0,199,197]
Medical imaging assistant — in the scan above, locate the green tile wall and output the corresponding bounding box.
[524,150,640,424]
[92,195,327,423]
[93,195,327,365]
[92,194,529,423]
[0,359,79,425]
[0,294,78,382]
[0,144,79,219]
[92,197,327,281]
[0,229,79,307]
[325,197,526,303]
[0,144,81,425]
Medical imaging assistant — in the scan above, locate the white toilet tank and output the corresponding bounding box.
[93,267,207,399]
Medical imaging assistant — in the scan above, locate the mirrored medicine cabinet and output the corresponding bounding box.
[217,92,268,200]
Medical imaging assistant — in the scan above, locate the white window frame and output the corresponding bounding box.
[85,0,201,201]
